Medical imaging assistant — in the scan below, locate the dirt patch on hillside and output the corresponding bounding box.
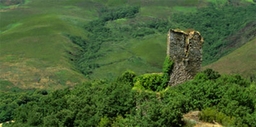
[0,57,85,90]
[183,111,223,127]
[194,122,222,127]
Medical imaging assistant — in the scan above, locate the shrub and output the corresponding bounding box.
[202,68,220,80]
[161,56,174,89]
[117,70,136,85]
[135,73,163,91]
[119,91,184,127]
[199,108,235,126]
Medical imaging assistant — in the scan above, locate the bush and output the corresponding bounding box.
[100,5,140,21]
[200,108,235,126]
[161,56,174,88]
[135,73,163,91]
[118,91,184,127]
[202,68,221,80]
[117,70,136,85]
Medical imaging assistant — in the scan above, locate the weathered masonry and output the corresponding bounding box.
[167,29,204,86]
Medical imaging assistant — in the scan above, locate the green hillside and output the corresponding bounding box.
[0,0,95,91]
[205,37,256,81]
[0,0,255,91]
[0,0,199,90]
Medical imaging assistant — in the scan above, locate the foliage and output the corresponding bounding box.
[199,108,235,126]
[99,5,140,21]
[120,91,184,127]
[161,56,174,89]
[173,70,255,126]
[134,73,163,91]
[172,4,256,65]
[201,68,221,80]
[117,70,136,85]
[0,90,47,123]
[1,70,256,127]
[2,79,134,126]
[131,56,172,92]
[66,34,101,76]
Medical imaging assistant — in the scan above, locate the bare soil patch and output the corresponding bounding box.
[183,111,223,127]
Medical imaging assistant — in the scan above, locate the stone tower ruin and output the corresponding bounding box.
[167,29,204,86]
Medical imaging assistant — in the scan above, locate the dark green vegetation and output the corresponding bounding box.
[1,69,256,126]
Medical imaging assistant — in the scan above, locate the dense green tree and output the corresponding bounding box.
[1,69,255,127]
[117,70,136,85]
[135,73,163,91]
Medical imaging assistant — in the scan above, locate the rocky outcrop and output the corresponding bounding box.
[167,29,204,86]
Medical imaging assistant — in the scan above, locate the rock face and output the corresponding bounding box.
[167,29,204,86]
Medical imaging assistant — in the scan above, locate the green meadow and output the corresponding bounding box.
[0,0,255,90]
[0,0,95,90]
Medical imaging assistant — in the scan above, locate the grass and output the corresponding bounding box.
[1,23,22,33]
[131,34,167,68]
[205,38,256,79]
[205,0,227,4]
[0,0,254,90]
[206,0,255,5]
[90,34,167,79]
[0,79,14,91]
[139,6,173,18]
[0,0,93,90]
[172,6,197,13]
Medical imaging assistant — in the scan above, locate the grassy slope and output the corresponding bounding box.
[0,0,205,89]
[0,0,254,90]
[205,38,256,79]
[0,0,98,90]
[85,0,256,79]
[85,0,208,79]
[91,34,167,79]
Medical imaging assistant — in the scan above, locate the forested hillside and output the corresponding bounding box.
[0,69,256,126]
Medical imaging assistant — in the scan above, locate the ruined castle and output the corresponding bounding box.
[167,29,204,86]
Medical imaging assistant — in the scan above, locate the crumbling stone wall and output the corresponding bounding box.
[167,29,204,86]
